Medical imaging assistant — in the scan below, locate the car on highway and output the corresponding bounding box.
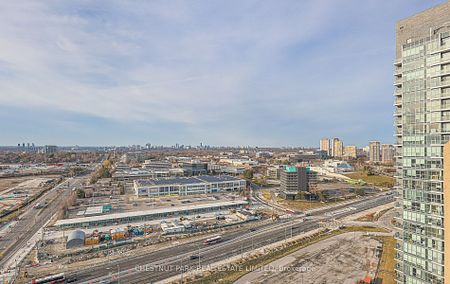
[190,255,199,260]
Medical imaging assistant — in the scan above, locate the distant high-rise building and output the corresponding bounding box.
[395,2,450,283]
[368,141,380,162]
[43,145,58,154]
[381,144,394,163]
[332,138,343,158]
[319,138,330,156]
[344,145,357,158]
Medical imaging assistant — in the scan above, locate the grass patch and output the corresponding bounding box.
[374,236,396,284]
[188,226,388,284]
[277,198,326,211]
[344,171,394,188]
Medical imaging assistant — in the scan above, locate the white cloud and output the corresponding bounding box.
[1,0,433,145]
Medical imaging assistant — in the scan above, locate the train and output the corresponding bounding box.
[31,273,65,284]
[203,235,223,245]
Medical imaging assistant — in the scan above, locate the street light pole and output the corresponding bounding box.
[180,257,183,284]
[198,243,201,269]
[117,264,120,284]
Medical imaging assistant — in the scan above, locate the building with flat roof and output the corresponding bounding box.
[43,145,57,154]
[395,2,450,284]
[320,138,330,156]
[280,166,307,193]
[134,175,246,197]
[182,162,208,176]
[112,168,184,182]
[54,200,248,228]
[381,144,394,164]
[369,141,381,162]
[142,160,172,170]
[331,138,343,158]
[344,145,357,159]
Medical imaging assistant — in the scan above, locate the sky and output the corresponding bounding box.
[0,0,446,147]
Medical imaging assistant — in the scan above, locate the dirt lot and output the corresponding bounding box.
[0,177,33,192]
[236,232,382,284]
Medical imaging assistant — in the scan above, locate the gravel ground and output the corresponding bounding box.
[235,231,382,284]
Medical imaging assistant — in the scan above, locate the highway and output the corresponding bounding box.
[71,194,393,284]
[0,176,85,272]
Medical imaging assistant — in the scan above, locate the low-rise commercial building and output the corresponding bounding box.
[323,160,354,173]
[134,175,246,197]
[54,200,248,228]
[182,162,208,176]
[266,166,282,179]
[142,160,172,170]
[112,168,184,182]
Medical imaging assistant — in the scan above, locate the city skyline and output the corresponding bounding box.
[0,1,445,147]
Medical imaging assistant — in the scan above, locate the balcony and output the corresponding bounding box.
[431,66,450,78]
[430,57,450,67]
[394,98,402,106]
[430,44,450,55]
[394,78,402,86]
[431,79,450,89]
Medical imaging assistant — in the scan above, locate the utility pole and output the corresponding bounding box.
[180,257,183,284]
[198,243,201,269]
[117,264,120,284]
[284,227,287,242]
[291,218,293,238]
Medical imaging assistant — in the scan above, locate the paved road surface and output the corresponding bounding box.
[70,194,393,284]
[0,177,85,272]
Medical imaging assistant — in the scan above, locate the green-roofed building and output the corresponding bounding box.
[280,166,308,200]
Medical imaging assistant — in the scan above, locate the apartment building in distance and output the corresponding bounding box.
[344,145,357,159]
[395,2,450,284]
[41,145,57,154]
[368,141,381,163]
[331,138,344,158]
[381,144,394,164]
[319,138,330,156]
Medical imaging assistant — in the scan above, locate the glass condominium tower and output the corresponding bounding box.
[394,2,450,284]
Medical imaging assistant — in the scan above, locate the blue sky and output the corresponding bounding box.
[0,0,446,147]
